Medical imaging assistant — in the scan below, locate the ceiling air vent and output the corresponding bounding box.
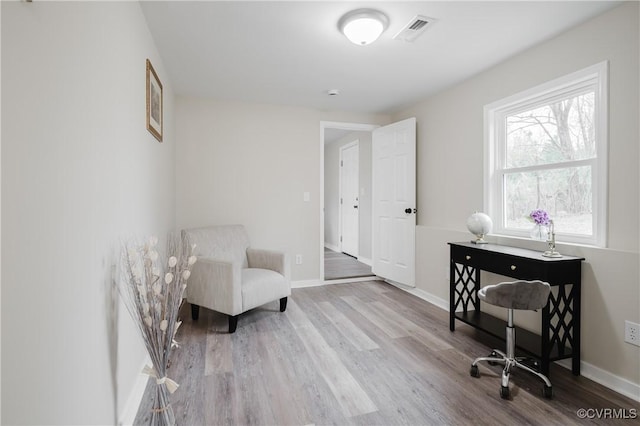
[393,15,435,43]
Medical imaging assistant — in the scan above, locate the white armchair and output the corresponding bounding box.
[182,225,291,333]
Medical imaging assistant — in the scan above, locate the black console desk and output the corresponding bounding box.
[449,242,584,376]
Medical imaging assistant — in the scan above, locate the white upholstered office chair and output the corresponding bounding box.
[470,280,553,399]
[182,225,291,333]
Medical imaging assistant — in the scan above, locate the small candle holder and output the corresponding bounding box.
[542,220,562,258]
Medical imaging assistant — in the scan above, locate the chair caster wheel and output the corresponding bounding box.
[500,386,510,399]
[488,351,498,366]
[543,385,553,399]
[470,365,479,377]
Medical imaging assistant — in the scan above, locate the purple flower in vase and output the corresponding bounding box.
[529,209,551,226]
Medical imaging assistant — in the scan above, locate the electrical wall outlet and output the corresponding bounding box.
[624,321,640,346]
[295,254,303,265]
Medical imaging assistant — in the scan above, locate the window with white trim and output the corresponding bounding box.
[485,62,608,246]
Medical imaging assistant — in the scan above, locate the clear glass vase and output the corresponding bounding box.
[530,224,550,241]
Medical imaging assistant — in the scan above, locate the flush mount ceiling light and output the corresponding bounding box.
[338,9,389,46]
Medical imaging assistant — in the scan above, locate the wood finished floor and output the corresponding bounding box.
[134,281,639,425]
[324,249,373,281]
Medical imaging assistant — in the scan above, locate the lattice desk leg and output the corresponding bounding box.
[547,283,580,375]
[450,261,480,331]
[450,259,456,331]
[572,281,581,375]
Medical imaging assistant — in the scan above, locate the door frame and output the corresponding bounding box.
[338,140,359,257]
[320,121,379,283]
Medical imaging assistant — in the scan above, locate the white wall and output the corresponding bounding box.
[0,1,3,421]
[324,140,341,250]
[175,97,388,281]
[324,131,373,260]
[2,2,175,424]
[393,2,639,395]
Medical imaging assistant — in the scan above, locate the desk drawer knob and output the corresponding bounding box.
[511,265,517,270]
[466,255,471,260]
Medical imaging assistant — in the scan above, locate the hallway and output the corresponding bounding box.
[324,248,373,280]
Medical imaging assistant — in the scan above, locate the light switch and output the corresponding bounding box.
[303,192,310,202]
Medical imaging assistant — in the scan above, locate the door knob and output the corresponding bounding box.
[405,208,417,214]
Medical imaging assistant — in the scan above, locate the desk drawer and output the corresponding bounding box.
[451,246,542,280]
[488,255,541,280]
[451,246,483,266]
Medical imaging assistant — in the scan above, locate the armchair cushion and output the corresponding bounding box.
[242,268,290,312]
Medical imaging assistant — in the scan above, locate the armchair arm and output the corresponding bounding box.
[188,258,242,316]
[246,248,290,280]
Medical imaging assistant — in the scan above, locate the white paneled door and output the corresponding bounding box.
[340,141,359,257]
[372,118,416,287]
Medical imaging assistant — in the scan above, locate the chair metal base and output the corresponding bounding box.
[470,319,553,399]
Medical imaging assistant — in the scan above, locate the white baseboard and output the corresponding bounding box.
[387,282,450,312]
[292,276,380,288]
[555,359,640,402]
[119,355,151,426]
[292,279,324,288]
[391,285,640,403]
[324,243,339,252]
[324,276,379,285]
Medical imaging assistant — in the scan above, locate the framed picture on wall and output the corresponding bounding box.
[146,59,163,142]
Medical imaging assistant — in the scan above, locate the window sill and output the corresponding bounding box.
[486,233,604,254]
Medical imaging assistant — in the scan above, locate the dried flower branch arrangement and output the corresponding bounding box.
[119,235,196,426]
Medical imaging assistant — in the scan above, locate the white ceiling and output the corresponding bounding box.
[140,1,619,115]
